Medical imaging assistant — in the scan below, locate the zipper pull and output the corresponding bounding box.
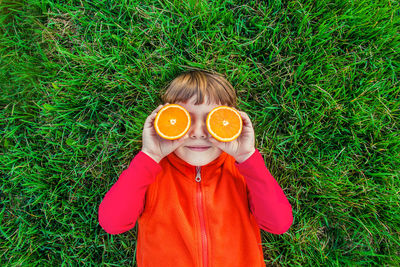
[195,166,201,182]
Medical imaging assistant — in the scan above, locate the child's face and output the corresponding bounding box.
[173,95,223,166]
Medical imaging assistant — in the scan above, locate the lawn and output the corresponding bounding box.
[1,0,399,265]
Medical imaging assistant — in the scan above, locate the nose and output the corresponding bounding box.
[189,118,209,139]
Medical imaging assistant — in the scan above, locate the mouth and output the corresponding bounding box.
[186,146,211,151]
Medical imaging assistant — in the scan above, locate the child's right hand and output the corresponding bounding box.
[141,103,190,163]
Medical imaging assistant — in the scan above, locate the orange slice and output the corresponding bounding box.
[206,106,243,142]
[154,104,191,140]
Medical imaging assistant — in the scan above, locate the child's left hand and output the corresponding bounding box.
[209,110,256,163]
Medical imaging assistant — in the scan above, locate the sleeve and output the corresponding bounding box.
[98,151,163,235]
[235,148,293,235]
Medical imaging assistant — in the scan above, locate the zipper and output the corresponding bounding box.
[196,166,208,267]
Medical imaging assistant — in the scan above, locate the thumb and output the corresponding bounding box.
[177,133,190,144]
[209,136,221,147]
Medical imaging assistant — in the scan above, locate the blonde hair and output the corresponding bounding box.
[161,70,237,108]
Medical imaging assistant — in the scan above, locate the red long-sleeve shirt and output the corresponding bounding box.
[98,148,293,266]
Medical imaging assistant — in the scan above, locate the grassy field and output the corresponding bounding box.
[1,0,399,265]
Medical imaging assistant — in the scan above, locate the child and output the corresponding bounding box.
[98,70,293,267]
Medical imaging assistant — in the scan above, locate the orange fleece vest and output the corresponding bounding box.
[136,151,266,267]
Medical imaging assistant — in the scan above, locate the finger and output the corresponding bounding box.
[209,136,222,147]
[238,111,252,126]
[152,104,164,115]
[239,110,250,120]
[176,132,188,140]
[182,132,189,139]
[148,103,168,122]
[151,103,171,119]
[147,103,173,129]
[146,111,158,124]
[176,133,189,145]
[144,113,159,130]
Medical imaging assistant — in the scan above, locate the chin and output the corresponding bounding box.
[185,158,212,167]
[174,146,222,166]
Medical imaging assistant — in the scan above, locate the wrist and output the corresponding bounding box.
[141,150,162,163]
[235,148,256,164]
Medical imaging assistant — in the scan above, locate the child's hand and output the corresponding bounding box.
[141,103,190,163]
[209,111,256,163]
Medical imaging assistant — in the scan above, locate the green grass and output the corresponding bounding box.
[1,0,399,265]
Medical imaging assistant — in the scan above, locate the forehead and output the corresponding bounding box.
[178,95,220,114]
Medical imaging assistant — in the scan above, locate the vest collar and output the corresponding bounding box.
[165,150,229,183]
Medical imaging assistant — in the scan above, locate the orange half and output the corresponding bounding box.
[154,104,191,140]
[206,106,242,142]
